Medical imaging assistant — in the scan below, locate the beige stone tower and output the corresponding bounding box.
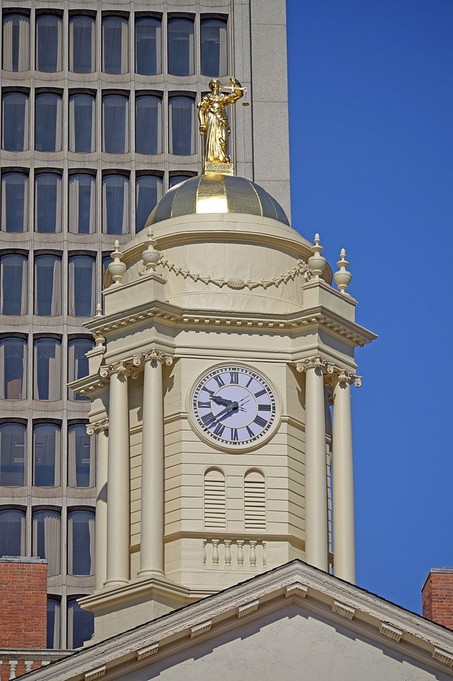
[74,173,375,642]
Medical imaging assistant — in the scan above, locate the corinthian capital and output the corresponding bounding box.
[86,419,109,436]
[331,368,362,388]
[143,349,173,366]
[295,356,329,373]
[99,360,131,379]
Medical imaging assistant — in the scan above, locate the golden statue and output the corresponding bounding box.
[197,78,246,168]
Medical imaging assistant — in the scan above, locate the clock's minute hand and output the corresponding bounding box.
[211,395,232,407]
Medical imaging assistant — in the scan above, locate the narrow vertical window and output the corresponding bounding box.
[35,173,62,233]
[36,15,62,72]
[33,422,60,487]
[47,598,61,649]
[32,508,61,575]
[204,468,226,530]
[201,17,228,77]
[168,17,194,76]
[68,510,95,575]
[169,96,195,155]
[0,254,28,315]
[103,94,128,153]
[68,339,94,401]
[0,423,26,486]
[2,14,30,72]
[135,95,161,155]
[68,423,95,487]
[102,16,128,74]
[2,92,29,151]
[69,16,95,73]
[68,256,95,317]
[35,93,62,152]
[244,469,266,531]
[0,337,27,399]
[0,509,25,555]
[34,255,62,316]
[69,94,95,153]
[1,172,28,233]
[136,175,162,232]
[68,174,96,234]
[102,174,129,234]
[33,337,62,400]
[67,598,94,649]
[135,16,161,75]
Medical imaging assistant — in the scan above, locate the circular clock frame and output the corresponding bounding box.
[189,363,281,452]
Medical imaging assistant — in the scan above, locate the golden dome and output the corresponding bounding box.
[145,173,289,227]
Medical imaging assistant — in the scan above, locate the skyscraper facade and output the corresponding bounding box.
[0,0,290,649]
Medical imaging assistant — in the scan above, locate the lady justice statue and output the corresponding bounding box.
[197,77,246,171]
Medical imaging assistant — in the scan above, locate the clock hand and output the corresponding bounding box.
[211,395,233,407]
[216,402,239,420]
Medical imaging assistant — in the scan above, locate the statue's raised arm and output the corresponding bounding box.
[197,77,246,170]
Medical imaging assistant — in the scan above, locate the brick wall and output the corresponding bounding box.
[422,568,453,630]
[0,558,47,648]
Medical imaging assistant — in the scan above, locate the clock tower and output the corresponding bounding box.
[73,171,375,643]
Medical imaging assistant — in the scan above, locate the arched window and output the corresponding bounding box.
[168,96,195,155]
[68,174,96,234]
[2,14,30,72]
[67,597,94,649]
[0,253,28,315]
[0,337,27,399]
[69,93,95,152]
[1,172,28,233]
[34,173,62,232]
[102,16,128,74]
[0,423,25,486]
[135,175,162,232]
[2,92,29,151]
[68,423,95,488]
[35,94,62,152]
[102,174,129,234]
[68,255,95,317]
[34,254,62,315]
[33,337,62,400]
[0,508,25,555]
[167,16,194,76]
[33,422,60,486]
[47,597,61,649]
[204,468,226,530]
[200,17,228,77]
[68,338,94,400]
[244,469,266,531]
[68,509,95,575]
[69,16,95,73]
[102,94,129,153]
[35,15,62,72]
[32,508,61,575]
[135,95,162,155]
[135,16,161,75]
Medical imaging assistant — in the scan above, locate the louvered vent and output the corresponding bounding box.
[204,468,226,530]
[244,470,266,531]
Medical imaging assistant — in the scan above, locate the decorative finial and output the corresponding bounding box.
[96,302,103,317]
[141,228,161,272]
[307,233,327,279]
[108,240,126,286]
[197,77,247,175]
[334,248,352,294]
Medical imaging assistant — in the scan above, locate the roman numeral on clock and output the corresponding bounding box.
[213,374,225,387]
[230,371,239,384]
[258,404,271,411]
[201,413,216,427]
[230,428,239,441]
[253,415,268,428]
[255,389,266,398]
[214,422,225,437]
[198,401,211,408]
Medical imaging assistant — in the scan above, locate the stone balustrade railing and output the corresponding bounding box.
[203,538,267,571]
[0,650,71,680]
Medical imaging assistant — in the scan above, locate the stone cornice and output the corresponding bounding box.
[25,560,453,681]
[85,302,376,347]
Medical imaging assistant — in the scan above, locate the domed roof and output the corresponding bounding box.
[146,173,289,227]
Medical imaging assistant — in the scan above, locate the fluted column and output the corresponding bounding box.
[333,371,358,583]
[103,364,130,587]
[139,351,172,577]
[298,358,328,571]
[87,420,109,590]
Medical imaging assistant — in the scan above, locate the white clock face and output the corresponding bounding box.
[192,365,277,448]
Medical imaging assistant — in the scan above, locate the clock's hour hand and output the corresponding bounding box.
[215,402,239,420]
[211,395,232,407]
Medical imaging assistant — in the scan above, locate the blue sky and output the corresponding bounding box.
[287,0,453,613]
